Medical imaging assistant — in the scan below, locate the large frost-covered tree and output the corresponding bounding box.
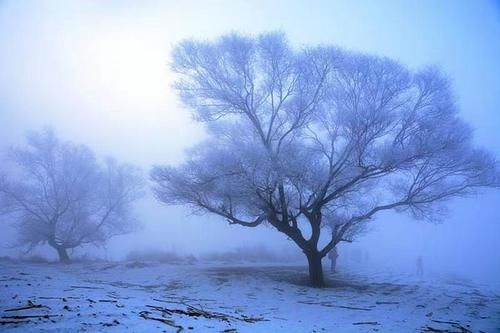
[0,129,144,263]
[151,33,499,286]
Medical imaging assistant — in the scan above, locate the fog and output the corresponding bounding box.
[1,0,499,291]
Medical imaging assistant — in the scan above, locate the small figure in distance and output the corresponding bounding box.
[416,255,424,277]
[328,246,339,273]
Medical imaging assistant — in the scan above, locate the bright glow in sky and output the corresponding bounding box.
[0,0,499,283]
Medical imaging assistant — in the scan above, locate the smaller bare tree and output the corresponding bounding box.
[0,129,144,263]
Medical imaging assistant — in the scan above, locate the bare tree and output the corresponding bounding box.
[0,129,144,263]
[151,33,499,287]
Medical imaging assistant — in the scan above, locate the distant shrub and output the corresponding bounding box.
[23,255,51,264]
[125,250,197,265]
[125,261,152,268]
[0,256,14,263]
[200,246,293,264]
[71,254,109,263]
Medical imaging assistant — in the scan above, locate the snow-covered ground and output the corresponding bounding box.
[0,261,499,332]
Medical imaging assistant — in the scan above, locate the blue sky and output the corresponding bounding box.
[0,0,499,282]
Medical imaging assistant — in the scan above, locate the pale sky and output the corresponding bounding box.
[0,0,499,284]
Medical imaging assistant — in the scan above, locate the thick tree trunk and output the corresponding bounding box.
[48,237,71,263]
[55,246,70,264]
[306,251,324,287]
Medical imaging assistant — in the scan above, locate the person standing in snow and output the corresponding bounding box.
[416,256,424,277]
[328,246,338,273]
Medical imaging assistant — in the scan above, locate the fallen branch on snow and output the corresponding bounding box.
[147,303,267,323]
[352,321,379,325]
[139,311,183,332]
[0,319,31,325]
[429,319,472,333]
[297,301,372,311]
[421,326,448,333]
[2,314,60,320]
[421,321,472,333]
[375,301,399,305]
[4,300,50,312]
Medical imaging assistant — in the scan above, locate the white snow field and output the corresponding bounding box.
[0,261,499,332]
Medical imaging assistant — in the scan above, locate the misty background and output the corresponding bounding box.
[0,1,499,286]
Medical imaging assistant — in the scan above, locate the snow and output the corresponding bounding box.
[0,261,499,332]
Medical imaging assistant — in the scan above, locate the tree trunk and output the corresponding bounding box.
[306,251,324,287]
[55,246,70,264]
[48,237,71,263]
